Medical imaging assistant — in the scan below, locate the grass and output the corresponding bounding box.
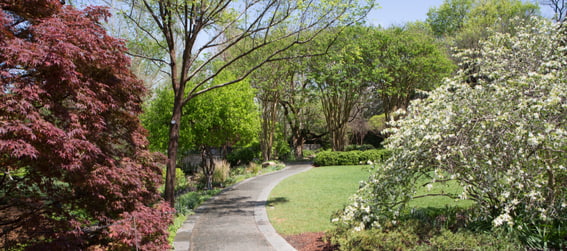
[268,167,474,236]
[408,173,474,209]
[267,165,370,235]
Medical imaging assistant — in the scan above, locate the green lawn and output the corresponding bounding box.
[267,165,370,235]
[408,174,474,209]
[268,166,474,236]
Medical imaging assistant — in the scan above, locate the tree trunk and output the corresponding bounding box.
[293,137,304,159]
[201,146,215,191]
[165,98,183,207]
[260,99,278,161]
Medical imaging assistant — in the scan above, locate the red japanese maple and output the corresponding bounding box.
[0,0,172,249]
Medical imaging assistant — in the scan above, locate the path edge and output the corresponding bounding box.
[254,164,312,251]
[173,163,311,251]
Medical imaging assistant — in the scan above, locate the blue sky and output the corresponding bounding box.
[367,0,555,27]
[367,0,445,27]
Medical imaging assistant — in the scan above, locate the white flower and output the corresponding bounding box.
[493,213,513,227]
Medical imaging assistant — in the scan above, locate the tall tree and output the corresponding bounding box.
[142,67,259,189]
[0,1,171,249]
[120,0,375,205]
[376,24,455,120]
[308,27,374,151]
[427,0,473,37]
[427,0,539,50]
[249,50,324,160]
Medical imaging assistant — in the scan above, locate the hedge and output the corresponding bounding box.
[313,149,391,166]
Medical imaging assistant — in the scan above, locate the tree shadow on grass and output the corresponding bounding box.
[266,197,289,207]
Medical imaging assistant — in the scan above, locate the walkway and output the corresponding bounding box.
[173,163,312,251]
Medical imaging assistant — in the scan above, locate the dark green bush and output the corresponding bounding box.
[329,227,419,251]
[227,144,260,167]
[302,149,317,159]
[421,229,521,251]
[329,220,520,251]
[313,149,391,166]
[345,144,375,151]
[174,190,219,215]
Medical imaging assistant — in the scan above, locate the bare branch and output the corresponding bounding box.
[124,51,168,64]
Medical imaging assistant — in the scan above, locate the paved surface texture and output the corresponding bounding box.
[174,163,312,251]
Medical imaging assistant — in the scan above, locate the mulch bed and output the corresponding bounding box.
[284,232,338,251]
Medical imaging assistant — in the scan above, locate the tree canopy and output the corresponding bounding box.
[0,1,170,249]
[427,0,539,49]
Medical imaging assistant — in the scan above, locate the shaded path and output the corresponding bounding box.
[174,163,312,251]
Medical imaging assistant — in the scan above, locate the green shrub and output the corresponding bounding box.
[516,220,567,250]
[174,189,220,215]
[247,162,262,175]
[422,229,521,251]
[313,149,391,166]
[275,138,291,160]
[161,168,188,193]
[345,144,375,151]
[302,149,317,159]
[227,144,260,167]
[359,149,391,164]
[330,227,419,251]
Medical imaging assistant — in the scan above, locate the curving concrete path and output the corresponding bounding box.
[173,163,312,251]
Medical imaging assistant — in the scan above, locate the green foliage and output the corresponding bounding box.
[427,0,539,50]
[174,189,221,216]
[344,144,375,151]
[142,69,260,153]
[313,149,390,166]
[247,162,262,175]
[329,207,521,251]
[427,0,473,36]
[424,229,521,250]
[314,151,359,166]
[330,227,419,251]
[515,220,567,250]
[372,25,456,119]
[274,139,292,160]
[302,149,318,159]
[227,143,261,167]
[367,113,386,133]
[161,168,188,193]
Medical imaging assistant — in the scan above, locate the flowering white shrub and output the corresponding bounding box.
[334,17,566,237]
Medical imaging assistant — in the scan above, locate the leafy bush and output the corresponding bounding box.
[422,229,521,251]
[515,220,567,250]
[174,190,220,215]
[313,149,391,166]
[247,162,262,175]
[274,138,291,160]
[302,149,317,159]
[329,208,520,251]
[162,168,188,193]
[345,144,375,151]
[227,144,260,167]
[329,226,419,251]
